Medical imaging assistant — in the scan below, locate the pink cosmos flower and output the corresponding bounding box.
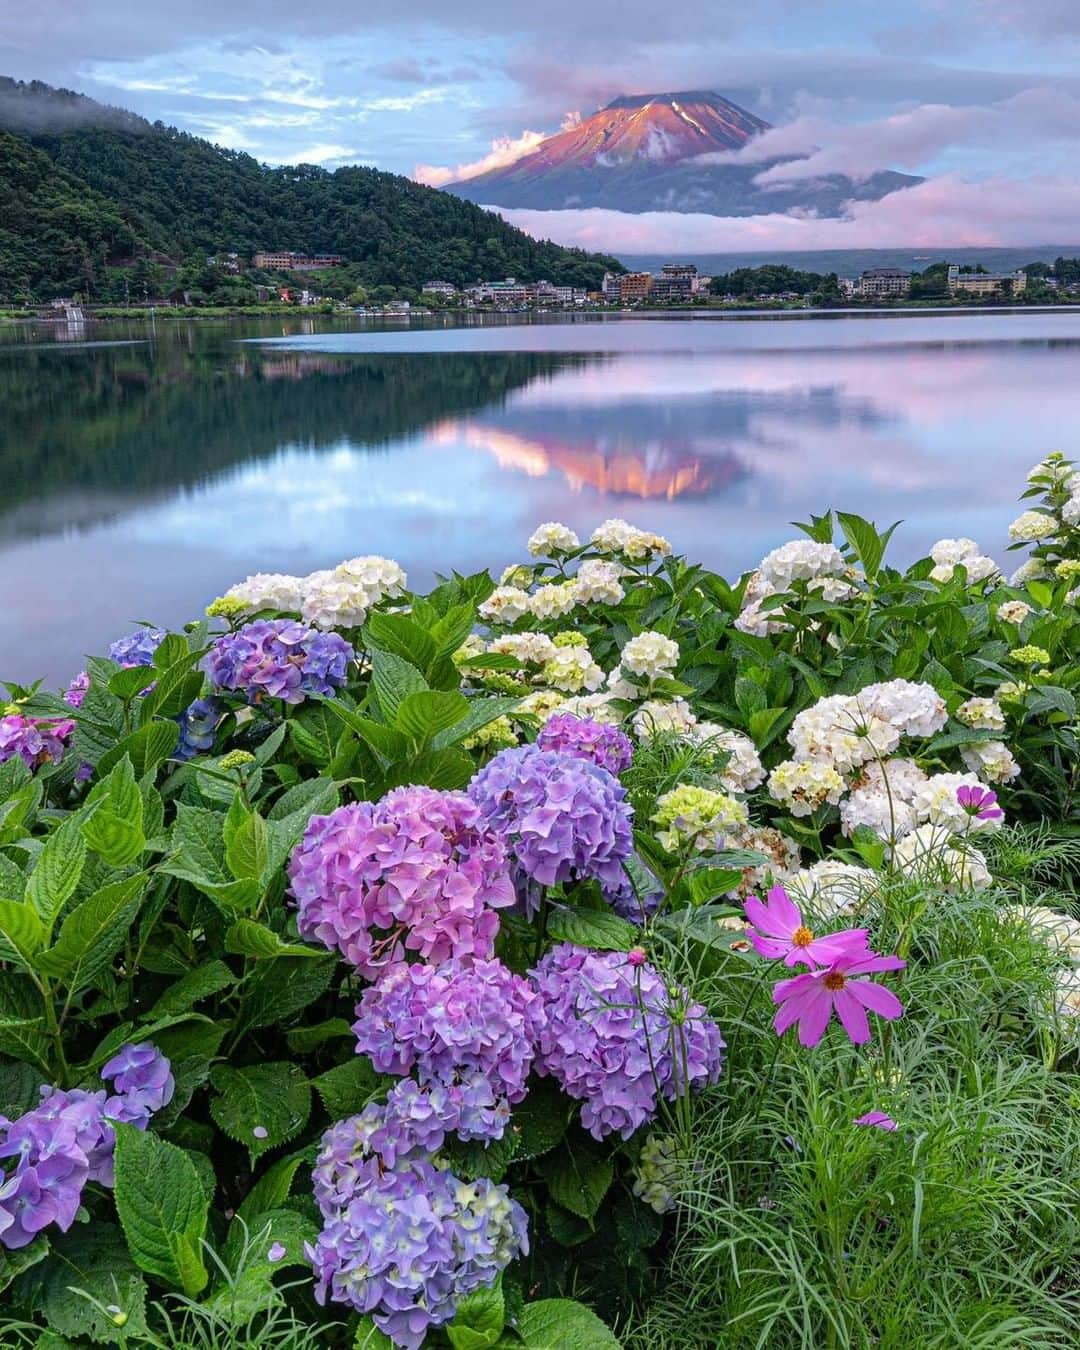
[956,785,1003,821]
[854,1110,898,1131]
[744,885,870,969]
[772,949,906,1047]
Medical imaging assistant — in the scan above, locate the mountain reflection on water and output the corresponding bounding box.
[4,310,1080,684]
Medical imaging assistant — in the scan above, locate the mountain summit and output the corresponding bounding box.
[446,90,920,216]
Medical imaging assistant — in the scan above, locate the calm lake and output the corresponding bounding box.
[4,309,1080,685]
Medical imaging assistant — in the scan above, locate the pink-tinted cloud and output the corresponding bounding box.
[492,173,1080,252]
[415,128,549,186]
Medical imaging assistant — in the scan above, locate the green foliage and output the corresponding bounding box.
[113,1123,210,1296]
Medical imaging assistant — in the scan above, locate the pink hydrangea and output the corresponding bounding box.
[288,787,515,978]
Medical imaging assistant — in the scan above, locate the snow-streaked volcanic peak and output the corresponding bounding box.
[446,90,920,217]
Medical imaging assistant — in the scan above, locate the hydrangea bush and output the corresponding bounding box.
[1,474,1079,1347]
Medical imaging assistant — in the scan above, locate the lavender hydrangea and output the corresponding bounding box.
[309,1100,528,1349]
[64,671,89,708]
[0,715,73,771]
[469,746,633,901]
[108,627,166,667]
[0,1043,172,1249]
[203,619,353,705]
[175,697,221,762]
[353,959,539,1140]
[602,860,664,925]
[537,712,633,775]
[530,944,724,1140]
[289,788,515,979]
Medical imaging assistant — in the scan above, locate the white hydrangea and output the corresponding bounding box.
[733,600,789,636]
[758,540,847,592]
[300,570,372,629]
[590,519,672,561]
[527,522,580,556]
[723,825,801,900]
[528,582,578,621]
[809,575,858,603]
[959,739,1020,783]
[621,631,680,680]
[840,788,918,841]
[478,586,532,624]
[539,648,605,694]
[859,679,948,738]
[1062,490,1080,527]
[787,694,900,772]
[632,698,697,740]
[1008,510,1056,542]
[956,697,1006,732]
[1053,966,1080,1017]
[786,859,878,918]
[557,691,622,725]
[571,559,626,606]
[929,554,1000,585]
[334,555,407,601]
[912,772,1003,831]
[853,756,928,803]
[996,600,1033,625]
[767,759,845,817]
[454,634,486,662]
[223,572,306,614]
[890,823,990,889]
[688,724,765,792]
[604,664,640,700]
[930,538,980,567]
[499,563,534,588]
[1009,558,1051,586]
[632,1135,681,1215]
[1003,905,1080,963]
[488,632,557,665]
[516,689,566,721]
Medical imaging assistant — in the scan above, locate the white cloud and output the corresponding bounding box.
[415,129,548,186]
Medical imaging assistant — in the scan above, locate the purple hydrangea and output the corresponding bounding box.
[203,618,353,704]
[289,788,515,979]
[469,746,633,901]
[0,714,74,771]
[530,943,724,1140]
[602,861,664,925]
[537,713,633,775]
[0,1043,172,1249]
[64,671,89,708]
[108,627,166,667]
[101,1042,175,1127]
[175,697,221,762]
[308,1101,528,1349]
[353,959,539,1140]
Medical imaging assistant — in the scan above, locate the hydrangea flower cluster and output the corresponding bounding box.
[309,1100,528,1349]
[572,559,626,605]
[203,619,353,704]
[0,1043,172,1250]
[487,632,557,665]
[652,785,748,853]
[0,714,73,771]
[530,944,724,1139]
[619,631,679,681]
[108,627,166,666]
[536,713,633,775]
[632,1134,681,1214]
[469,746,633,895]
[928,538,1000,585]
[290,788,515,978]
[736,539,853,634]
[687,724,766,793]
[540,646,604,694]
[631,698,696,739]
[767,759,846,817]
[175,697,221,762]
[64,671,89,708]
[785,859,878,919]
[590,519,672,562]
[890,822,990,888]
[997,600,1033,625]
[528,581,578,621]
[209,556,406,630]
[352,958,540,1140]
[528,522,580,556]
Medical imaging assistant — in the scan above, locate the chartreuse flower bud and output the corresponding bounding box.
[219,750,256,771]
[206,594,248,619]
[1010,645,1051,667]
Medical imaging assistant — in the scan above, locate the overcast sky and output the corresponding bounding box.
[3,1,1079,250]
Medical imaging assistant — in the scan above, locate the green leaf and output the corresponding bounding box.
[0,977,51,1071]
[209,1063,312,1163]
[24,815,87,935]
[170,803,227,880]
[355,1318,396,1350]
[0,1058,44,1118]
[234,954,336,1031]
[107,666,159,701]
[747,706,787,747]
[224,808,270,883]
[100,722,179,785]
[38,1224,148,1345]
[837,511,899,581]
[449,1279,505,1349]
[312,1057,380,1119]
[224,918,326,959]
[432,696,522,750]
[286,1017,355,1053]
[539,1138,614,1220]
[382,747,475,792]
[83,759,145,865]
[113,1122,209,1296]
[38,874,146,991]
[510,1078,570,1163]
[366,609,440,671]
[395,690,470,746]
[371,648,428,720]
[235,1154,307,1225]
[146,961,234,1018]
[546,906,637,953]
[514,1299,622,1349]
[0,1233,49,1295]
[0,897,46,967]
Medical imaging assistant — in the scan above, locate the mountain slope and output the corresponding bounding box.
[0,77,623,301]
[447,90,921,215]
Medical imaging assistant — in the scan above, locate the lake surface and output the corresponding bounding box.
[4,309,1080,685]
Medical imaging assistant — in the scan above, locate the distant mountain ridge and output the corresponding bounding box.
[446,90,921,216]
[0,76,622,301]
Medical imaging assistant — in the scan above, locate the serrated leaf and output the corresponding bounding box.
[0,977,51,1071]
[224,918,326,959]
[82,809,145,867]
[355,1317,396,1349]
[234,954,336,1032]
[38,874,146,991]
[209,1063,311,1162]
[312,1057,380,1119]
[285,1018,355,1053]
[224,808,270,883]
[0,1232,48,1295]
[146,961,234,1018]
[0,1058,44,1117]
[107,666,159,701]
[510,1078,570,1162]
[546,906,637,953]
[366,610,439,673]
[113,1123,209,1296]
[0,897,46,967]
[382,747,475,792]
[432,696,522,750]
[371,648,428,720]
[449,1279,505,1349]
[539,1138,613,1220]
[514,1299,622,1349]
[395,690,470,747]
[267,777,340,822]
[24,815,87,935]
[235,1154,306,1225]
[38,1224,148,1345]
[170,803,227,880]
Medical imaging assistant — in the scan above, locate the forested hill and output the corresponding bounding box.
[0,77,623,301]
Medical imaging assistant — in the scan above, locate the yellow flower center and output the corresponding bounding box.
[823,972,847,992]
[792,925,815,947]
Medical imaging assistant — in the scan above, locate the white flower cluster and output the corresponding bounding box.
[786,859,878,920]
[1009,558,1050,587]
[488,632,558,665]
[996,600,1033,625]
[787,694,900,773]
[689,724,766,793]
[858,679,948,738]
[528,581,578,621]
[958,740,1020,783]
[219,556,407,630]
[540,647,605,694]
[631,698,697,740]
[620,631,680,681]
[727,826,802,898]
[840,758,927,840]
[590,518,672,562]
[911,771,1001,830]
[478,586,533,624]
[1008,510,1056,542]
[928,538,1000,585]
[572,559,626,605]
[956,697,1006,731]
[735,540,854,635]
[1004,905,1080,963]
[767,759,846,817]
[558,691,622,725]
[527,522,580,556]
[890,823,990,889]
